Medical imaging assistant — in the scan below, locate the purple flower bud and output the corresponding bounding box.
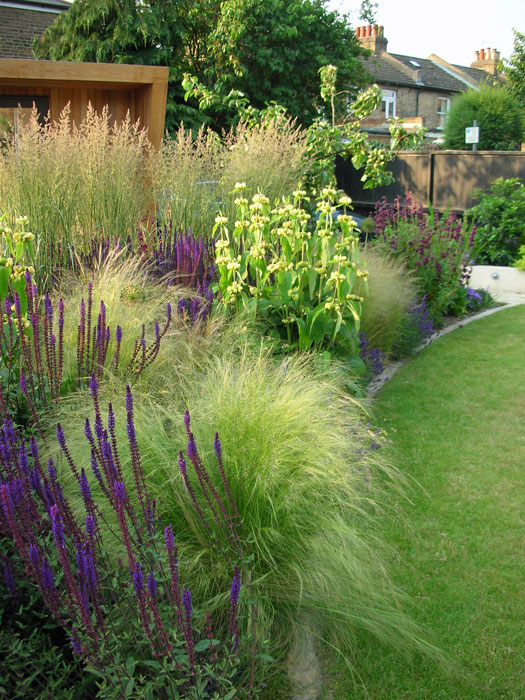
[29,436,38,461]
[79,468,91,504]
[116,325,122,343]
[182,588,192,618]
[44,292,53,319]
[187,434,197,460]
[230,566,241,604]
[85,514,96,538]
[177,298,186,316]
[164,524,174,553]
[94,414,104,441]
[47,459,57,482]
[30,468,42,494]
[90,449,102,484]
[113,481,126,503]
[29,543,40,570]
[70,627,82,656]
[89,374,98,399]
[213,432,222,459]
[56,424,66,449]
[183,410,190,432]
[18,443,29,476]
[41,558,55,591]
[125,386,133,414]
[107,404,115,434]
[84,418,94,445]
[50,504,64,548]
[147,572,157,599]
[178,452,187,477]
[24,268,32,284]
[132,561,143,596]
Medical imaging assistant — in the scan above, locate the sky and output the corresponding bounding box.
[327,0,523,66]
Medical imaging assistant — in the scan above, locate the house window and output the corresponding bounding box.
[381,89,396,118]
[437,97,450,129]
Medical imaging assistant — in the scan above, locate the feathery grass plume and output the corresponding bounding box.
[153,118,307,238]
[0,105,152,287]
[357,246,417,355]
[56,337,438,662]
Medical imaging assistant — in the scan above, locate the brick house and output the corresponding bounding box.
[0,0,69,60]
[356,25,503,142]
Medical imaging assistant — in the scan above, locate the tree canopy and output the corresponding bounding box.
[443,85,524,151]
[503,29,525,109]
[34,0,370,132]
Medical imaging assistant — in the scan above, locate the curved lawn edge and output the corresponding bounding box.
[330,303,525,699]
[366,302,523,399]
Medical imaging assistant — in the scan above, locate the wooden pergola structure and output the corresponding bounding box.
[0,58,169,147]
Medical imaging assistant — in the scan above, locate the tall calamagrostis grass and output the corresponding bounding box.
[153,118,307,238]
[54,332,434,659]
[0,106,151,285]
[358,246,418,354]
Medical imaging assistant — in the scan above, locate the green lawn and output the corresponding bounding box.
[330,305,525,699]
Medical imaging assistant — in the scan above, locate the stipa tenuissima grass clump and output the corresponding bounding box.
[55,336,436,662]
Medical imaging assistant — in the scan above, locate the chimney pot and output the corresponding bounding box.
[372,25,377,36]
[366,25,372,37]
[479,48,485,60]
[475,50,480,60]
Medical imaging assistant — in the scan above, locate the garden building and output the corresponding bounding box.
[0,58,169,147]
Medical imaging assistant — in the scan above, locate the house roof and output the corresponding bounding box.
[0,0,70,10]
[363,49,499,94]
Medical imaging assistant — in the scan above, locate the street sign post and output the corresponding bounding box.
[465,120,479,151]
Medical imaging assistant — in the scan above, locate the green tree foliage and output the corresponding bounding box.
[199,0,369,127]
[503,29,525,109]
[443,85,524,151]
[33,0,369,131]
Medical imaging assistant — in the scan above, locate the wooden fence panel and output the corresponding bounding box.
[337,150,525,213]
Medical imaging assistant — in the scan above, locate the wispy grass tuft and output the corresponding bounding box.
[53,331,436,660]
[358,246,417,355]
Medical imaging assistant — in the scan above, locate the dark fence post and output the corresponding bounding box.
[427,152,434,206]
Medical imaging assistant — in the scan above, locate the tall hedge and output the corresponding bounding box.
[444,85,524,151]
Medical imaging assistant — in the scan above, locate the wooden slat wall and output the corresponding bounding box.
[337,151,525,213]
[0,59,169,147]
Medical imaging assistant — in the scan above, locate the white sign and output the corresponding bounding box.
[465,126,480,144]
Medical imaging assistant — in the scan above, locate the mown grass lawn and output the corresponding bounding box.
[330,305,525,699]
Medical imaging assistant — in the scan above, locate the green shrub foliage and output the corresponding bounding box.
[466,178,525,265]
[444,85,524,151]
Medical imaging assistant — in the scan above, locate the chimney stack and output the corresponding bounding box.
[356,24,388,55]
[471,46,501,75]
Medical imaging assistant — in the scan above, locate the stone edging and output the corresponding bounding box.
[365,302,521,400]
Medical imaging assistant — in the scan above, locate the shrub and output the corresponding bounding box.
[372,194,475,321]
[0,107,152,286]
[55,335,434,661]
[443,85,524,151]
[357,246,417,355]
[466,178,525,265]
